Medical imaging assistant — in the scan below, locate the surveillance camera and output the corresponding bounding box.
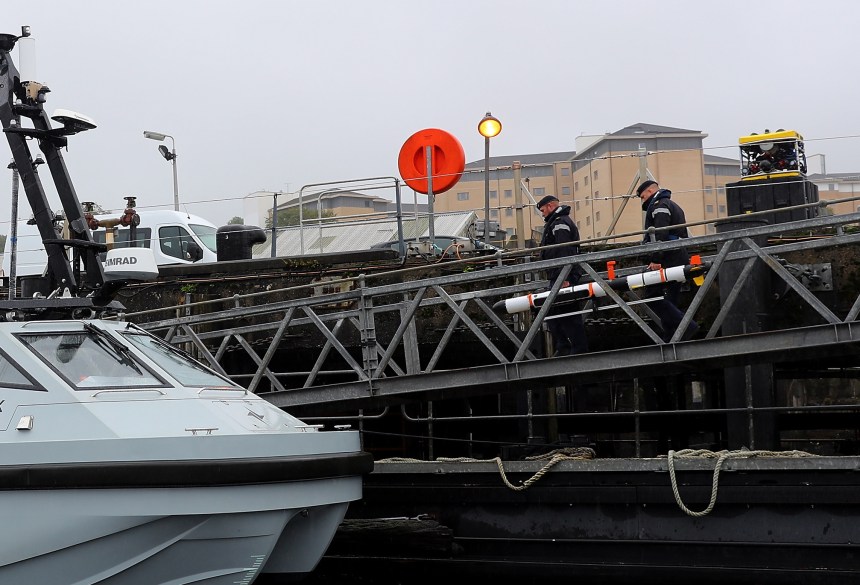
[51,108,97,134]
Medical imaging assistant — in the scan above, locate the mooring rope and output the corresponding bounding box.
[378,447,596,491]
[666,448,817,517]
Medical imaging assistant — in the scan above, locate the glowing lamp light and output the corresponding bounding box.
[478,113,502,138]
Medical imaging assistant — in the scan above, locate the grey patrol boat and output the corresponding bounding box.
[0,28,372,584]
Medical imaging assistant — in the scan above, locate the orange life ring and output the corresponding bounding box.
[397,128,465,194]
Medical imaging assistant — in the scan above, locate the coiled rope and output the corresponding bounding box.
[667,448,817,517]
[378,447,596,491]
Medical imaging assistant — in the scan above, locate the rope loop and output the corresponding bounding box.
[379,447,596,491]
[667,448,817,517]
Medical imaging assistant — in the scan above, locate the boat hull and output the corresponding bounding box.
[0,477,363,584]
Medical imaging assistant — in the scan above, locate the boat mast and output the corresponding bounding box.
[0,27,106,297]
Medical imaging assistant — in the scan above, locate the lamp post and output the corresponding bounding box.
[143,130,180,211]
[477,112,501,244]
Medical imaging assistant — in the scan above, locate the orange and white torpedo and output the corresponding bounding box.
[494,256,709,314]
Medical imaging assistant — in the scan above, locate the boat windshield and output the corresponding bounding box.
[122,331,239,388]
[18,331,164,390]
[189,223,217,253]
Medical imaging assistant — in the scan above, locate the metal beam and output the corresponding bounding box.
[268,322,860,413]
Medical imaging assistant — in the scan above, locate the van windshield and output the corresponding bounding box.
[190,224,217,252]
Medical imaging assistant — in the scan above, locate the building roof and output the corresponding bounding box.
[807,173,860,182]
[704,154,739,165]
[253,211,479,258]
[275,189,388,210]
[466,151,576,169]
[610,122,704,137]
[466,124,708,169]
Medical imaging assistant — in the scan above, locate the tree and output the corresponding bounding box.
[0,234,5,251]
[227,216,244,225]
[266,206,336,228]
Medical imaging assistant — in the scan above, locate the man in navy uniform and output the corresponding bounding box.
[637,180,698,342]
[537,195,588,357]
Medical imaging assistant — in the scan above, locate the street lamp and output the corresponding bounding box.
[143,130,180,211]
[478,112,501,244]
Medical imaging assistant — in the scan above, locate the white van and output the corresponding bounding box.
[3,209,218,278]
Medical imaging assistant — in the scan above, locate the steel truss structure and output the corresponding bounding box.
[133,208,860,415]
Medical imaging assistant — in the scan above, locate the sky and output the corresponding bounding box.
[2,0,860,232]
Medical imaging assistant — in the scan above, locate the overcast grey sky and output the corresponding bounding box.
[2,0,859,230]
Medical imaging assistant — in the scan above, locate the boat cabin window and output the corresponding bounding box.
[122,332,239,388]
[0,350,42,390]
[18,332,165,390]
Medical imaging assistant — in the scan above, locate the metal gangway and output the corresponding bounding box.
[128,196,860,413]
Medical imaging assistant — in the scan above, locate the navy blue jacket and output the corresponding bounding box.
[641,189,689,267]
[540,205,582,284]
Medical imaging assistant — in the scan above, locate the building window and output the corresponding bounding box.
[597,231,602,237]
[593,170,598,181]
[575,201,580,211]
[584,176,589,186]
[534,187,546,196]
[576,221,581,229]
[829,183,837,191]
[706,204,715,213]
[490,209,498,218]
[586,216,591,226]
[595,211,601,221]
[505,208,513,217]
[705,186,713,196]
[562,186,570,196]
[575,181,579,192]
[504,189,512,199]
[718,204,726,213]
[561,167,570,176]
[594,191,599,198]
[364,200,372,208]
[490,190,497,199]
[457,192,469,201]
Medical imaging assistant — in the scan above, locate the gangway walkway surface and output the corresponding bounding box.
[131,207,860,416]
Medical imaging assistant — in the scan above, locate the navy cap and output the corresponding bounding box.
[636,180,657,196]
[536,195,558,209]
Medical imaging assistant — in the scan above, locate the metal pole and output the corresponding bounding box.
[484,136,490,244]
[638,145,649,226]
[170,137,179,211]
[8,160,19,300]
[513,160,525,250]
[270,191,279,258]
[318,192,324,254]
[299,188,305,255]
[426,145,435,244]
[394,179,405,257]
